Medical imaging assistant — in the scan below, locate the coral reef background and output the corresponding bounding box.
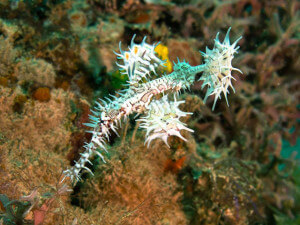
[0,0,299,224]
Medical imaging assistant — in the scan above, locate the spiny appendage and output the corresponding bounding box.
[138,95,193,148]
[62,141,102,182]
[62,96,124,182]
[114,35,166,86]
[199,27,243,110]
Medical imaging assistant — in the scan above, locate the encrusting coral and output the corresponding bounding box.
[15,58,56,87]
[62,28,243,183]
